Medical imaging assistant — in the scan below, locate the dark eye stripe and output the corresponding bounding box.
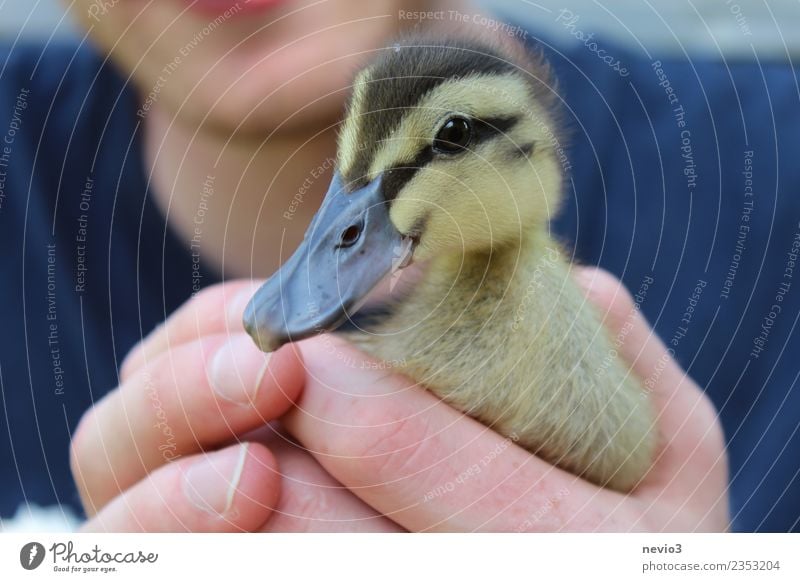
[380,115,521,202]
[471,115,520,144]
[381,145,434,202]
[344,42,519,186]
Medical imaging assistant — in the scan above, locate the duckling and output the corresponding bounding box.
[244,34,656,492]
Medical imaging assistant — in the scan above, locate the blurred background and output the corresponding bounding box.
[1,0,798,60]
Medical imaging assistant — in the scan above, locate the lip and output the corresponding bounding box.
[182,0,290,16]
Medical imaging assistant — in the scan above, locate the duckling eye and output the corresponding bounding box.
[433,117,472,154]
[337,222,363,248]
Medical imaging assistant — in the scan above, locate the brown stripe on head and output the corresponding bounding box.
[336,34,554,191]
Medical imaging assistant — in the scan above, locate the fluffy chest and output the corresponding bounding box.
[358,245,579,400]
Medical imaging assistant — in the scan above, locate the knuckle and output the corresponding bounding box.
[69,408,93,479]
[339,405,436,485]
[69,406,108,512]
[118,353,138,384]
[579,268,638,335]
[695,391,726,454]
[119,332,159,382]
[594,273,635,321]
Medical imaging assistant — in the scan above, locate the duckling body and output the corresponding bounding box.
[353,231,653,491]
[245,33,655,492]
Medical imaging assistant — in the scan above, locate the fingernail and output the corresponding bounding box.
[183,444,250,517]
[208,334,271,405]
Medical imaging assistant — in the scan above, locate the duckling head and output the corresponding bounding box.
[245,35,564,352]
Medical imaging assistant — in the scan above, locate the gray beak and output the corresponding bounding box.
[243,172,415,352]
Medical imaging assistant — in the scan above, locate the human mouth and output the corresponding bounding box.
[182,0,290,17]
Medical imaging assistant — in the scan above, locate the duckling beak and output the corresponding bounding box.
[243,172,415,352]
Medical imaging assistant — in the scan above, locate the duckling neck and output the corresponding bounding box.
[365,228,572,366]
[424,229,567,306]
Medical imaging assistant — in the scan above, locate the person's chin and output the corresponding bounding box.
[179,36,366,133]
[167,62,349,135]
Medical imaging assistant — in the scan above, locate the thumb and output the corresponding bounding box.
[572,267,727,512]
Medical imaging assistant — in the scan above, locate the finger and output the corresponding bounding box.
[81,443,279,532]
[571,267,689,399]
[283,337,634,532]
[71,334,303,515]
[120,280,262,382]
[572,267,727,509]
[255,432,403,532]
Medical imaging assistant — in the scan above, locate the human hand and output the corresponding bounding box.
[70,282,401,532]
[72,267,728,532]
[279,266,730,531]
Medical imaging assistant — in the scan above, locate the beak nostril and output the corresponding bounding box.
[337,223,362,248]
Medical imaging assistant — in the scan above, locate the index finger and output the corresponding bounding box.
[120,280,262,381]
[572,268,727,516]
